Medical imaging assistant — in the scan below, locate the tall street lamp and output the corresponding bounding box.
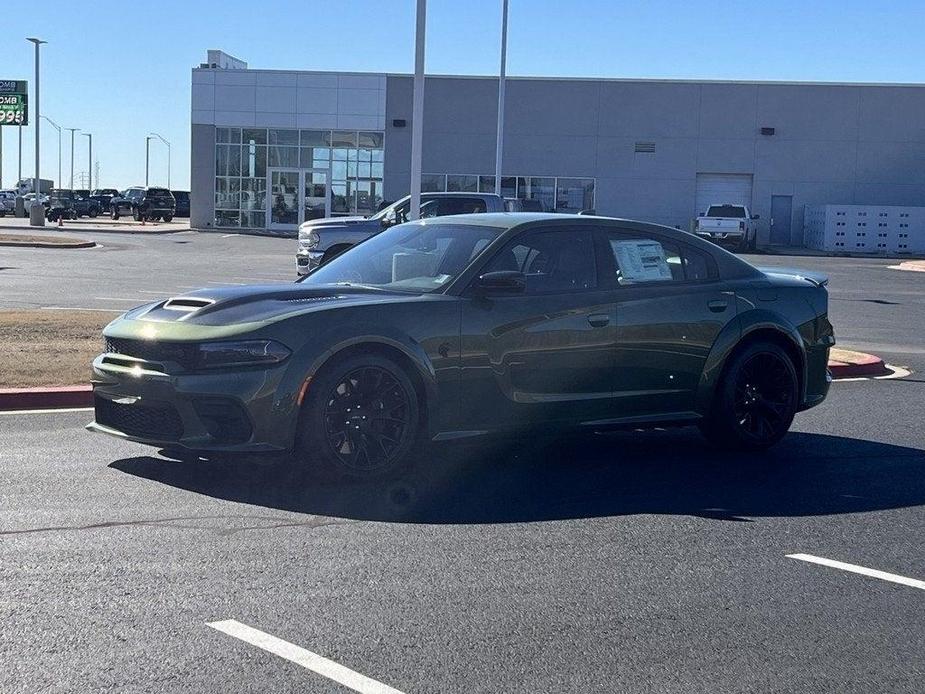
[81,133,92,190]
[40,115,62,187]
[149,132,171,188]
[409,0,426,220]
[145,135,152,186]
[27,37,47,226]
[494,0,509,196]
[65,127,80,189]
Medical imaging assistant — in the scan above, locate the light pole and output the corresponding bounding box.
[27,37,47,226]
[65,127,79,189]
[149,132,170,188]
[494,0,509,196]
[145,136,152,186]
[18,124,22,184]
[81,133,92,190]
[40,115,62,187]
[409,0,426,220]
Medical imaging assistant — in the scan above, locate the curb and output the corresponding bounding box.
[828,350,890,379]
[0,385,93,411]
[0,224,186,235]
[0,240,96,249]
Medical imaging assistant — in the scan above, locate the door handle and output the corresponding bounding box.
[587,313,610,327]
[708,300,728,313]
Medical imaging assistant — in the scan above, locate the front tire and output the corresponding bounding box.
[296,354,421,479]
[699,341,798,450]
[163,214,173,223]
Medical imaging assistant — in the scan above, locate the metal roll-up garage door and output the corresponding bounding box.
[695,174,753,216]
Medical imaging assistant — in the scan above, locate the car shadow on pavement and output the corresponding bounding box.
[109,428,925,525]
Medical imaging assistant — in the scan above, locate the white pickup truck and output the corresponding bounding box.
[694,204,759,252]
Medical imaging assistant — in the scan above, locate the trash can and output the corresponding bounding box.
[28,202,46,227]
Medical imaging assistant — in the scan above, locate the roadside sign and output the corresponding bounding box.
[0,80,28,126]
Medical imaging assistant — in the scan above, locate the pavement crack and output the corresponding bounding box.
[0,513,352,538]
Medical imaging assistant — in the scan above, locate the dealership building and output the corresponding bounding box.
[190,50,925,246]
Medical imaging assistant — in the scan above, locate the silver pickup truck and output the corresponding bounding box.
[694,204,759,252]
[296,192,511,275]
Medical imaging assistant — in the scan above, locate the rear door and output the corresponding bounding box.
[459,226,616,429]
[601,228,736,418]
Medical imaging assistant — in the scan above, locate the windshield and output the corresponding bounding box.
[300,221,504,293]
[706,205,746,218]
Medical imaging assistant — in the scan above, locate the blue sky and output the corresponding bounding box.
[2,0,924,190]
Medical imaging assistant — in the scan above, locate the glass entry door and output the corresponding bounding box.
[267,168,330,231]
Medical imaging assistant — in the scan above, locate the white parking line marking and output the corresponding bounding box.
[95,297,145,302]
[207,619,406,694]
[787,553,925,590]
[41,306,121,312]
[206,280,248,285]
[0,407,93,415]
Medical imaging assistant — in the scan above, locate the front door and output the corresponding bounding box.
[267,168,330,231]
[458,227,616,429]
[769,195,793,245]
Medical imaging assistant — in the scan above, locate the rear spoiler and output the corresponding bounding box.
[756,266,829,287]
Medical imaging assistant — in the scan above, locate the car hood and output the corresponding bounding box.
[300,216,380,231]
[105,284,424,340]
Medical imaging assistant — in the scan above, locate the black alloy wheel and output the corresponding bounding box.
[299,354,420,478]
[700,341,798,450]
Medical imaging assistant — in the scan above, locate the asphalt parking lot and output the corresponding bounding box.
[2,232,924,692]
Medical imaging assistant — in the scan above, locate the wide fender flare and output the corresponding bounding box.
[277,322,440,446]
[695,309,805,414]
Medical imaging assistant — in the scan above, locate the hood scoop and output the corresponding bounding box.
[162,297,215,312]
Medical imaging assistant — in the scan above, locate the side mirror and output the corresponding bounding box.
[472,270,525,295]
[751,214,760,220]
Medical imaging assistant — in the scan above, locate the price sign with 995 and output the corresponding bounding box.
[0,80,28,126]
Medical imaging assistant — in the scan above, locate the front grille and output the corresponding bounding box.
[95,396,184,441]
[105,337,199,369]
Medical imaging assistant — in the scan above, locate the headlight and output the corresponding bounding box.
[197,340,291,369]
[299,227,320,249]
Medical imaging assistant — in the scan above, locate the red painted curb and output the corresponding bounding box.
[827,355,889,379]
[0,385,93,411]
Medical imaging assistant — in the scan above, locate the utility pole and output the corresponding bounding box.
[18,124,22,184]
[494,0,509,196]
[409,0,426,220]
[27,37,47,225]
[40,115,62,186]
[149,132,171,188]
[82,132,92,190]
[145,136,152,186]
[65,127,79,189]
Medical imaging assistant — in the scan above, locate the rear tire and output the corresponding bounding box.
[163,214,173,223]
[89,207,99,218]
[296,354,421,479]
[699,340,798,451]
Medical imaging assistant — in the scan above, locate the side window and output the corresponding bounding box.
[606,232,715,285]
[438,197,488,216]
[483,229,597,294]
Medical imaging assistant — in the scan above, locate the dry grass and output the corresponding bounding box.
[0,233,90,246]
[0,310,118,388]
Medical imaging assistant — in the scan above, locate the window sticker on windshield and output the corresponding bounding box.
[611,240,672,283]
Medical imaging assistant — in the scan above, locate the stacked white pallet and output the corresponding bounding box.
[803,204,925,253]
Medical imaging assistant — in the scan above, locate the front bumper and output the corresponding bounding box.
[87,354,292,453]
[296,249,324,276]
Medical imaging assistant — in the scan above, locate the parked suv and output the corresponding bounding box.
[72,190,102,218]
[110,187,176,222]
[45,189,78,221]
[171,190,190,217]
[297,192,509,275]
[0,190,16,217]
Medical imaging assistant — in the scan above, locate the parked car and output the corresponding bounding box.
[694,204,759,251]
[0,190,16,217]
[110,187,176,222]
[89,213,833,479]
[297,192,510,275]
[90,188,120,211]
[171,190,190,217]
[72,190,102,218]
[45,189,78,221]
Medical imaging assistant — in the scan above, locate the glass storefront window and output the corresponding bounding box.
[268,129,299,145]
[447,175,478,192]
[556,178,595,213]
[520,177,556,212]
[215,127,384,224]
[422,174,445,192]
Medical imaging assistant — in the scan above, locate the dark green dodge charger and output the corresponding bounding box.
[89,213,834,477]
